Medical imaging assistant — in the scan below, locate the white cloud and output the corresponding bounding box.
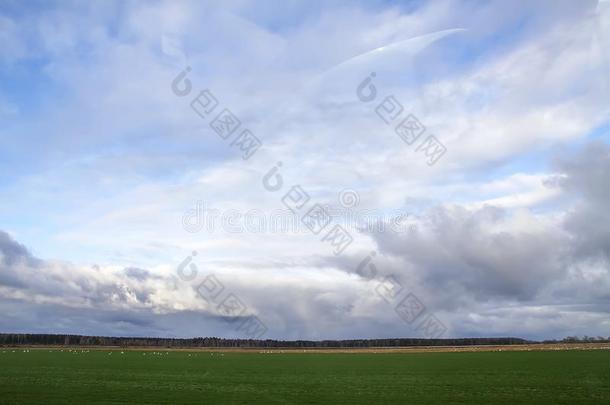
[0,0,609,339]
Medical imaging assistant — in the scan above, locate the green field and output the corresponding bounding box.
[0,349,609,404]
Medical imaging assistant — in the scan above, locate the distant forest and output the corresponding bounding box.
[1,334,608,348]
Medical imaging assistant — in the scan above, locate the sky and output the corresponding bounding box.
[0,0,609,341]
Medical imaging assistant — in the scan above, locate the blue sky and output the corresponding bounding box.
[0,0,609,340]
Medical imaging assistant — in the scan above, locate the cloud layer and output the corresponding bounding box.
[0,0,609,339]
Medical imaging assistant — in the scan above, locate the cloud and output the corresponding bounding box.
[357,142,610,337]
[0,231,40,267]
[372,205,567,303]
[1,139,609,340]
[557,142,610,262]
[0,0,609,340]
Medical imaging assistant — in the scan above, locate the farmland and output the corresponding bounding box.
[0,348,609,404]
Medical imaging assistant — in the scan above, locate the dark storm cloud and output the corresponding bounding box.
[0,231,40,289]
[0,231,38,266]
[357,142,610,336]
[0,231,162,311]
[371,205,567,302]
[0,298,235,338]
[557,141,610,263]
[124,267,152,281]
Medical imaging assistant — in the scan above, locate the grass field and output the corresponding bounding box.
[1,348,609,404]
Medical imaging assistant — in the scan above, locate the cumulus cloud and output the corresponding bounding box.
[0,229,403,339]
[372,205,567,302]
[357,142,610,337]
[558,142,610,263]
[2,140,609,340]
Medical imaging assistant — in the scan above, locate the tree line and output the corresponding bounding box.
[1,333,607,348]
